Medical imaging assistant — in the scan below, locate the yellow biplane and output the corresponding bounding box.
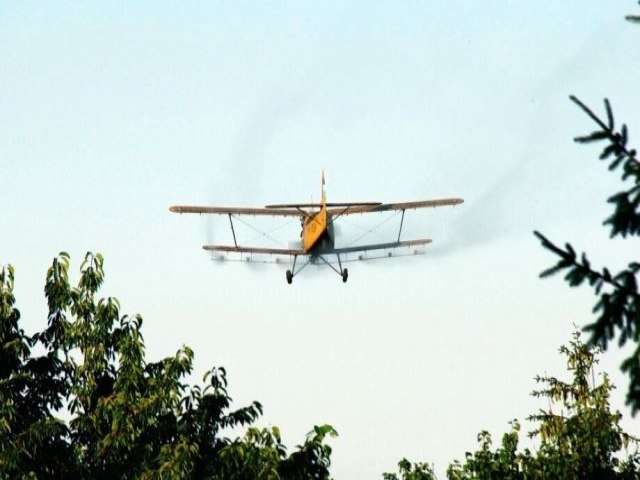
[170,173,463,283]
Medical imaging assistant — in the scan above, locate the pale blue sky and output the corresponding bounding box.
[2,1,639,477]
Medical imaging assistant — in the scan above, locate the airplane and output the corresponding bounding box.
[170,172,463,284]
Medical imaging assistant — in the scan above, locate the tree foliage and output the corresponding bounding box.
[534,3,640,414]
[445,332,639,479]
[447,423,526,480]
[382,458,437,480]
[534,95,640,413]
[0,253,335,479]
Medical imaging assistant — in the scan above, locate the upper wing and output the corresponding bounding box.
[171,198,462,217]
[265,202,382,209]
[203,245,304,256]
[327,197,463,215]
[170,205,302,217]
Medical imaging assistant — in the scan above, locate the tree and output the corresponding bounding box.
[217,424,338,480]
[0,252,336,479]
[534,7,640,413]
[445,331,639,480]
[382,458,437,480]
[0,263,75,477]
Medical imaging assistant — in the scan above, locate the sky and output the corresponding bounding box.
[1,1,639,477]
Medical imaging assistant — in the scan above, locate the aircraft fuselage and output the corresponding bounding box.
[301,172,333,254]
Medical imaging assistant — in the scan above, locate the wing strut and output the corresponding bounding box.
[397,209,406,243]
[228,214,238,248]
[328,205,354,223]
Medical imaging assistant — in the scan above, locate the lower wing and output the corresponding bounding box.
[321,238,431,255]
[203,245,304,255]
[202,239,431,257]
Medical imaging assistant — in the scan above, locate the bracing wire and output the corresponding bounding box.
[230,216,297,246]
[342,211,401,247]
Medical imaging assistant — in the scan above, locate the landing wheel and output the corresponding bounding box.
[341,268,348,283]
[286,270,293,284]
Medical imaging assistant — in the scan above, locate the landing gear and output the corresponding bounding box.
[334,254,348,283]
[285,254,348,283]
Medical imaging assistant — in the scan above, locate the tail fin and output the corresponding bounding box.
[321,170,326,207]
